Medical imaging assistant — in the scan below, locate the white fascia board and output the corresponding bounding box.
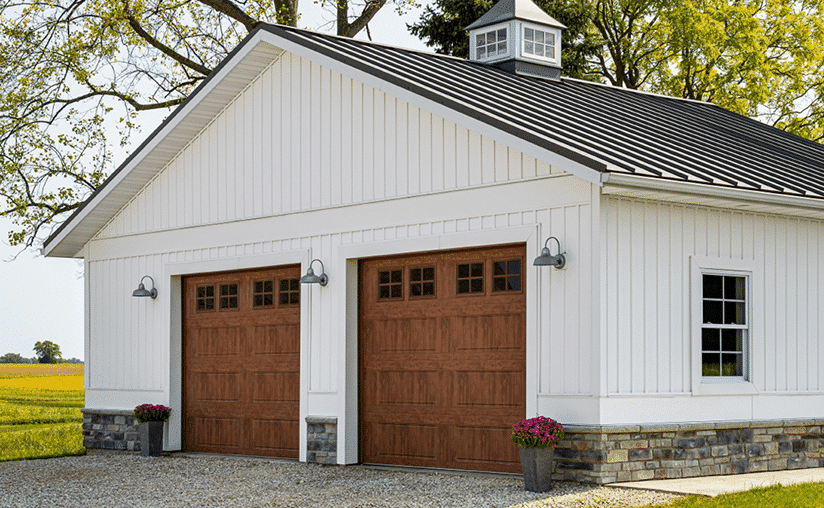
[603,173,824,217]
[255,30,607,186]
[43,36,284,258]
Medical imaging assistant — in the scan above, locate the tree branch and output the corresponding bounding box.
[126,15,213,76]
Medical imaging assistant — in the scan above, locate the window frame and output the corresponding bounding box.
[473,25,510,62]
[690,256,759,396]
[521,24,558,64]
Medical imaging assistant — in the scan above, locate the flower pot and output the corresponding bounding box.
[519,446,554,492]
[138,421,164,457]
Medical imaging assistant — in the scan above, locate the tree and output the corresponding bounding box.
[0,352,26,364]
[408,0,604,79]
[33,341,63,364]
[0,0,410,250]
[409,0,824,142]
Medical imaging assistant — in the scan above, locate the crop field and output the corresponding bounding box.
[0,364,85,461]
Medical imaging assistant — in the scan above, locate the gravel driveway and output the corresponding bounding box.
[0,453,683,507]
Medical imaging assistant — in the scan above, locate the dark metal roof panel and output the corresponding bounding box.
[266,24,824,199]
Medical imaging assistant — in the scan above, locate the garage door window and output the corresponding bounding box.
[409,267,435,298]
[253,280,275,307]
[457,263,484,294]
[196,285,215,311]
[219,283,239,310]
[493,259,522,292]
[279,278,300,305]
[378,270,403,300]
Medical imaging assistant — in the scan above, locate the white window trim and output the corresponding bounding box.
[518,21,560,66]
[690,256,760,396]
[472,24,511,63]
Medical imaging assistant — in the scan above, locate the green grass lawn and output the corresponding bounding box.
[0,366,85,461]
[650,482,824,507]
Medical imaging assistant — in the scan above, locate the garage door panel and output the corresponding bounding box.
[187,416,244,450]
[455,371,524,408]
[250,324,300,355]
[187,327,242,357]
[189,372,241,402]
[452,425,520,468]
[360,245,526,472]
[451,314,525,351]
[252,372,300,403]
[250,419,298,456]
[364,422,439,461]
[183,265,300,457]
[366,318,439,353]
[375,370,439,405]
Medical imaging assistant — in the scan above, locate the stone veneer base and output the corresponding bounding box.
[553,419,824,484]
[306,416,337,465]
[82,408,140,452]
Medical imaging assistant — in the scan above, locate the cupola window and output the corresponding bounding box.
[523,27,556,60]
[476,27,508,60]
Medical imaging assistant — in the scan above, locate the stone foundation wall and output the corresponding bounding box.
[82,408,140,452]
[306,416,337,465]
[553,419,824,484]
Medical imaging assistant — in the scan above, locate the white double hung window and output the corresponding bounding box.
[690,257,759,395]
[701,274,747,378]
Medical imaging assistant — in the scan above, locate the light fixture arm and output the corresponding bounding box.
[544,236,561,256]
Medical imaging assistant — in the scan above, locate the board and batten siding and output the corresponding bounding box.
[603,196,824,398]
[94,52,559,241]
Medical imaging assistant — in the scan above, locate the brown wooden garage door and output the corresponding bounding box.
[183,266,300,457]
[359,244,526,473]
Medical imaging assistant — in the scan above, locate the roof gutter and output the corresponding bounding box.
[603,173,824,213]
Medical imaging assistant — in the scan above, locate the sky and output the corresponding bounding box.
[0,2,433,362]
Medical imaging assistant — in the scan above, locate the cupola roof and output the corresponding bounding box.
[465,0,566,31]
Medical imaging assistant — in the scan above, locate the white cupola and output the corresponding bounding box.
[466,0,565,79]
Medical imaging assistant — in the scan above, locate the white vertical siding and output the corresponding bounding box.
[95,53,565,240]
[603,196,824,395]
[85,177,593,407]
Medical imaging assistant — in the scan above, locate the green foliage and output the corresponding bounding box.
[33,341,62,364]
[0,380,84,462]
[0,353,27,364]
[0,387,84,425]
[656,482,824,507]
[408,0,603,79]
[0,0,410,249]
[0,423,85,461]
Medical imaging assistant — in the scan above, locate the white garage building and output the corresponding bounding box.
[45,0,824,483]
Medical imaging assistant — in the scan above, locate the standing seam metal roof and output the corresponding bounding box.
[44,23,824,254]
[267,24,824,199]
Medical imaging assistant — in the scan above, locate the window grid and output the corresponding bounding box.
[523,27,556,60]
[492,259,522,292]
[279,278,300,305]
[219,283,239,310]
[701,274,747,378]
[457,262,484,295]
[378,270,403,300]
[476,28,507,60]
[196,285,215,312]
[253,280,274,308]
[409,266,436,298]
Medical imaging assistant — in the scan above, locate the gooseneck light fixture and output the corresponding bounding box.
[132,275,158,299]
[300,259,328,287]
[533,236,566,269]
